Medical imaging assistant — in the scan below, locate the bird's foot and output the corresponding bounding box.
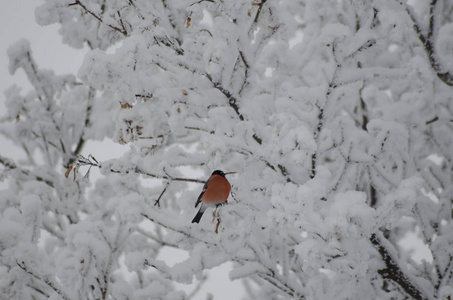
[215,217,221,234]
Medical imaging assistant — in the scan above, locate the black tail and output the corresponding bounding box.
[191,211,204,223]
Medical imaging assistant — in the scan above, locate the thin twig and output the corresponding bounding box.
[16,261,72,300]
[137,227,179,248]
[69,0,127,36]
[141,213,199,241]
[0,156,54,188]
[67,87,94,167]
[370,233,426,300]
[154,182,169,207]
[238,50,250,95]
[187,275,208,300]
[312,43,341,179]
[205,72,245,121]
[253,0,268,24]
[404,0,453,86]
[131,166,206,184]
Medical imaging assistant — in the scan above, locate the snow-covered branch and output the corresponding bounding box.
[68,0,128,36]
[16,261,72,300]
[405,0,453,86]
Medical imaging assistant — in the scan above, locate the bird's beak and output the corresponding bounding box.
[224,172,237,175]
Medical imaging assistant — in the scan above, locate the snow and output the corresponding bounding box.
[1,1,453,299]
[7,39,31,75]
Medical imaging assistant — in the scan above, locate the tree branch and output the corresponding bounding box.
[252,0,268,25]
[405,0,453,86]
[370,233,426,300]
[68,155,206,184]
[238,50,250,96]
[203,73,295,181]
[130,166,206,184]
[67,87,94,168]
[237,242,304,299]
[187,275,208,300]
[141,213,206,243]
[69,0,127,36]
[236,148,294,183]
[256,272,303,299]
[154,182,169,207]
[143,212,304,299]
[0,156,54,188]
[137,227,179,248]
[311,43,341,179]
[205,72,245,121]
[436,255,453,294]
[98,223,124,299]
[16,261,72,300]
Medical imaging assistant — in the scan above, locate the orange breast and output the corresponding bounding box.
[202,175,231,205]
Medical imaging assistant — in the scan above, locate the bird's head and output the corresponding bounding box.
[212,170,236,177]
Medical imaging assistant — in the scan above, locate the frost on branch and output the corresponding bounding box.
[1,0,453,299]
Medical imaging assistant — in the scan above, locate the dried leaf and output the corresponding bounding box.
[65,166,73,178]
[120,102,133,109]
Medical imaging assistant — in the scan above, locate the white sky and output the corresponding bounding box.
[0,0,86,160]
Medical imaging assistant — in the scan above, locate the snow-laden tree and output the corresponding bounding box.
[1,0,453,299]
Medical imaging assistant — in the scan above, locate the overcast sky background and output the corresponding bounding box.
[0,0,87,160]
[0,0,83,91]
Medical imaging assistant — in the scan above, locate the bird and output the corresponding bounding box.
[191,170,235,223]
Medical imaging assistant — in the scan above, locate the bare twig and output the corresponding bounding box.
[405,0,453,86]
[252,0,268,25]
[187,275,208,300]
[99,223,124,299]
[256,272,301,299]
[66,155,206,184]
[69,0,127,36]
[189,0,215,7]
[311,43,341,179]
[154,182,169,207]
[0,156,54,188]
[141,213,202,242]
[370,233,426,300]
[205,72,245,121]
[137,227,179,248]
[67,87,95,168]
[236,148,294,183]
[130,166,206,184]
[238,50,250,95]
[117,10,127,34]
[16,261,72,300]
[436,255,453,294]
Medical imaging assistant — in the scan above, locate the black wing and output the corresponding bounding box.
[195,178,209,207]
